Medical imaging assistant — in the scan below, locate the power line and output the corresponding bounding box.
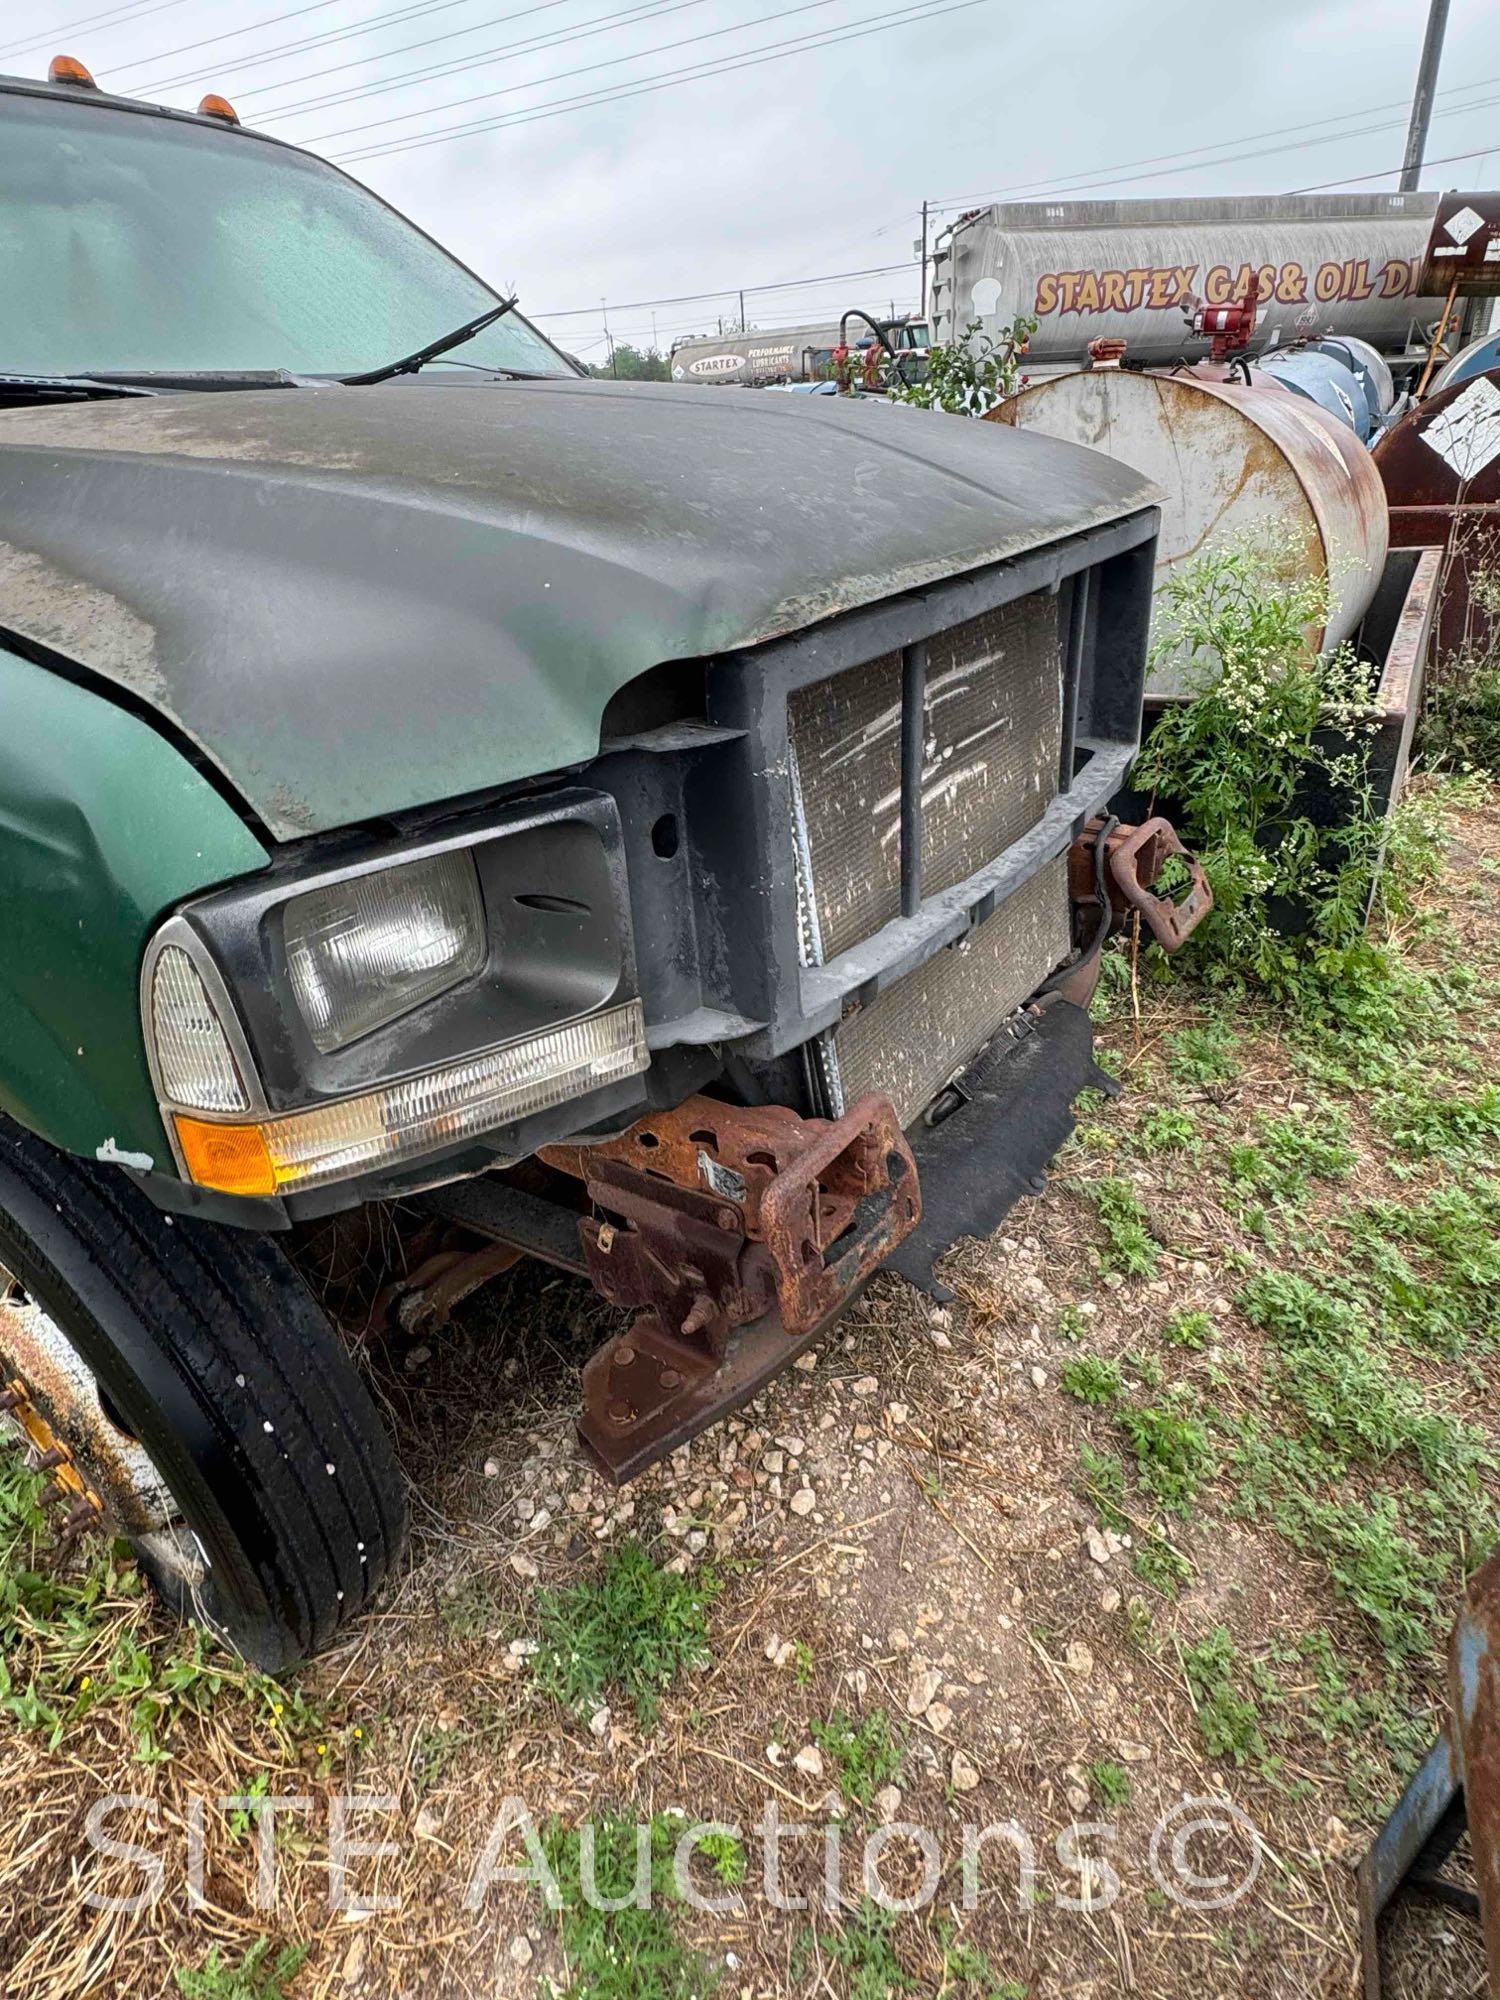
[530,262,915,318]
[926,87,1500,217]
[1289,141,1500,193]
[231,0,692,111]
[264,0,714,122]
[924,70,1500,213]
[124,0,490,91]
[334,0,993,161]
[0,0,190,62]
[303,0,856,141]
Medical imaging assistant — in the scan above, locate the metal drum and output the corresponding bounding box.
[994,365,1389,694]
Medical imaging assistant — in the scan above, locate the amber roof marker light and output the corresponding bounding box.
[197,93,240,125]
[48,55,99,88]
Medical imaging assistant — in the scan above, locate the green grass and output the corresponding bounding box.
[811,1708,904,1808]
[530,1541,717,1725]
[1181,1628,1266,1767]
[1136,1106,1200,1156]
[1160,1308,1213,1350]
[1086,1759,1132,1810]
[1166,1019,1240,1084]
[1090,1179,1160,1278]
[174,1941,308,2000]
[1117,1400,1211,1513]
[539,1813,714,2000]
[0,1459,312,1765]
[1060,1355,1121,1406]
[823,1898,914,1999]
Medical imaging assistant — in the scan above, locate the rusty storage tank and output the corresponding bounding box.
[993,365,1389,694]
[932,194,1454,370]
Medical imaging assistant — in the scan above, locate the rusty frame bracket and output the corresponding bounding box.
[559,1091,921,1482]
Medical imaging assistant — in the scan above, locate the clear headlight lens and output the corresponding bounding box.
[171,999,648,1197]
[283,850,486,1053]
[149,946,249,1113]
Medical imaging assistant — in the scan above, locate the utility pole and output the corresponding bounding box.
[1399,0,1451,190]
[738,288,746,332]
[602,298,616,377]
[919,198,929,321]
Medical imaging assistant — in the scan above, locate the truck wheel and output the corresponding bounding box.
[0,1117,407,1673]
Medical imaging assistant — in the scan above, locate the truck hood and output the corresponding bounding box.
[0,379,1155,840]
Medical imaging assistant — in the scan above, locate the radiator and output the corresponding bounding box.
[827,854,1072,1127]
[787,590,1064,964]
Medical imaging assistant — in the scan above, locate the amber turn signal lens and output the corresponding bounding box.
[49,54,98,87]
[197,93,240,123]
[173,1116,277,1198]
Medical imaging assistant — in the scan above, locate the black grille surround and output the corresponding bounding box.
[680,507,1159,1128]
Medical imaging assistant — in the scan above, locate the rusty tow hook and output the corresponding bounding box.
[539,1092,920,1482]
[1067,815,1212,953]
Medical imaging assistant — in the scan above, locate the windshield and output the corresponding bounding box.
[0,91,574,379]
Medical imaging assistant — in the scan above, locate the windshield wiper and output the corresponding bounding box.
[0,372,157,402]
[340,297,520,386]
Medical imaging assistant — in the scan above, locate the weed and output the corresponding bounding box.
[1060,1355,1121,1406]
[1133,1536,1192,1598]
[1181,1628,1266,1766]
[812,1709,904,1808]
[823,1897,915,1999]
[539,1814,713,2000]
[698,1829,747,1887]
[1136,1106,1200,1155]
[1087,1760,1132,1810]
[1372,1080,1500,1164]
[531,1541,717,1725]
[1078,1443,1128,1534]
[1167,1019,1240,1083]
[1161,1308,1213,1351]
[1055,1303,1090,1341]
[1090,1179,1160,1278]
[1118,1400,1211,1513]
[174,1941,308,2000]
[936,1925,1026,1998]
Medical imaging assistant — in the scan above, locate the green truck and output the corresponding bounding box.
[0,60,1202,1669]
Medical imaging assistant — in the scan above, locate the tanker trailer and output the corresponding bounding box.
[930,194,1468,377]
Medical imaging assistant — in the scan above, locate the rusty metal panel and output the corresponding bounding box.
[788,594,1063,960]
[1417,192,1500,295]
[933,193,1446,364]
[830,853,1070,1127]
[999,368,1388,696]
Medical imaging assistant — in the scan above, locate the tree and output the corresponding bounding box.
[588,344,670,382]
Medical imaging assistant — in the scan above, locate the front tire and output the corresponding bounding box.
[0,1116,407,1672]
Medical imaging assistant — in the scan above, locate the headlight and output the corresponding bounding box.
[168,1000,648,1197]
[283,850,486,1053]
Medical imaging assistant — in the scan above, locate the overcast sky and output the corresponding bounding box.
[6,0,1499,359]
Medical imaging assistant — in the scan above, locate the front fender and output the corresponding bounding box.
[0,641,268,1170]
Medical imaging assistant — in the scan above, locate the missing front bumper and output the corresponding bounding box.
[414,816,1208,1480]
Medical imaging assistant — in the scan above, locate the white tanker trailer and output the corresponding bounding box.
[930,193,1482,375]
